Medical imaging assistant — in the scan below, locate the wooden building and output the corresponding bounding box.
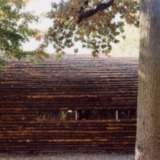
[0,55,138,152]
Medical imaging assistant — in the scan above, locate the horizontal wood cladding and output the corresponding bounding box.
[0,55,138,152]
[0,120,136,152]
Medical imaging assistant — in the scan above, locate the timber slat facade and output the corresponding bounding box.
[0,55,138,152]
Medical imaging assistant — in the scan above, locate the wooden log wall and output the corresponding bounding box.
[0,55,138,152]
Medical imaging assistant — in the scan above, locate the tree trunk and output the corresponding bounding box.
[135,0,160,160]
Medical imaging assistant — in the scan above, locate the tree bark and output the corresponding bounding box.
[135,0,160,160]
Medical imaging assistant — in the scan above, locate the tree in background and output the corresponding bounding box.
[0,0,49,70]
[41,0,139,59]
[0,0,139,66]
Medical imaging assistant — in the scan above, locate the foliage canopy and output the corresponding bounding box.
[0,0,139,69]
[42,0,139,58]
[0,0,48,69]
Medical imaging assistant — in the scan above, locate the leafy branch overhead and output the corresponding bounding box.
[77,0,114,24]
[0,0,139,69]
[0,0,49,69]
[43,0,139,58]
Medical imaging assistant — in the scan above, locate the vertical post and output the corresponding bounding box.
[116,110,118,120]
[75,110,78,120]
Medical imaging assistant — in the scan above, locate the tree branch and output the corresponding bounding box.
[77,0,114,24]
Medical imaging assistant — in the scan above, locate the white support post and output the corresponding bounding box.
[116,110,118,120]
[75,111,78,120]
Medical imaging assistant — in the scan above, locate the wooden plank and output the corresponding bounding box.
[0,56,138,152]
